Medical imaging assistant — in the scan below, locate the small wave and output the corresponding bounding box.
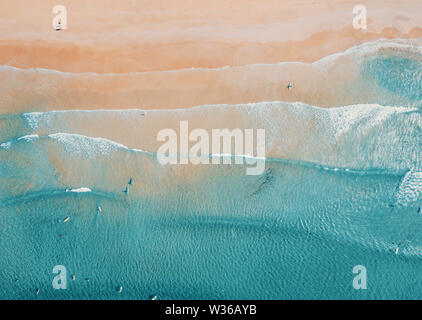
[69,187,91,193]
[0,134,39,150]
[395,169,422,206]
[1,101,420,172]
[16,134,39,141]
[2,38,422,114]
[1,39,421,76]
[0,131,407,176]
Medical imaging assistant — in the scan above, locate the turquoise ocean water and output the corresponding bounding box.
[0,40,421,299]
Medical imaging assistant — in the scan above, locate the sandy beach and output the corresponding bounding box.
[1,1,422,301]
[1,0,422,113]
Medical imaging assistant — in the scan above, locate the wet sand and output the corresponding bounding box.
[1,0,422,113]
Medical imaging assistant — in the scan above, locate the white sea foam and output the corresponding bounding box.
[69,187,92,193]
[396,170,422,206]
[1,101,420,172]
[327,104,413,138]
[0,141,12,150]
[1,38,421,76]
[48,133,133,157]
[22,112,47,130]
[17,134,39,141]
[0,134,39,150]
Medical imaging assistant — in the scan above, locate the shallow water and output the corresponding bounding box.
[0,160,421,299]
[0,39,421,299]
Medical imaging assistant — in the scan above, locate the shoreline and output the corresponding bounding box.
[2,26,422,74]
[1,1,422,113]
[1,38,420,114]
[2,0,422,74]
